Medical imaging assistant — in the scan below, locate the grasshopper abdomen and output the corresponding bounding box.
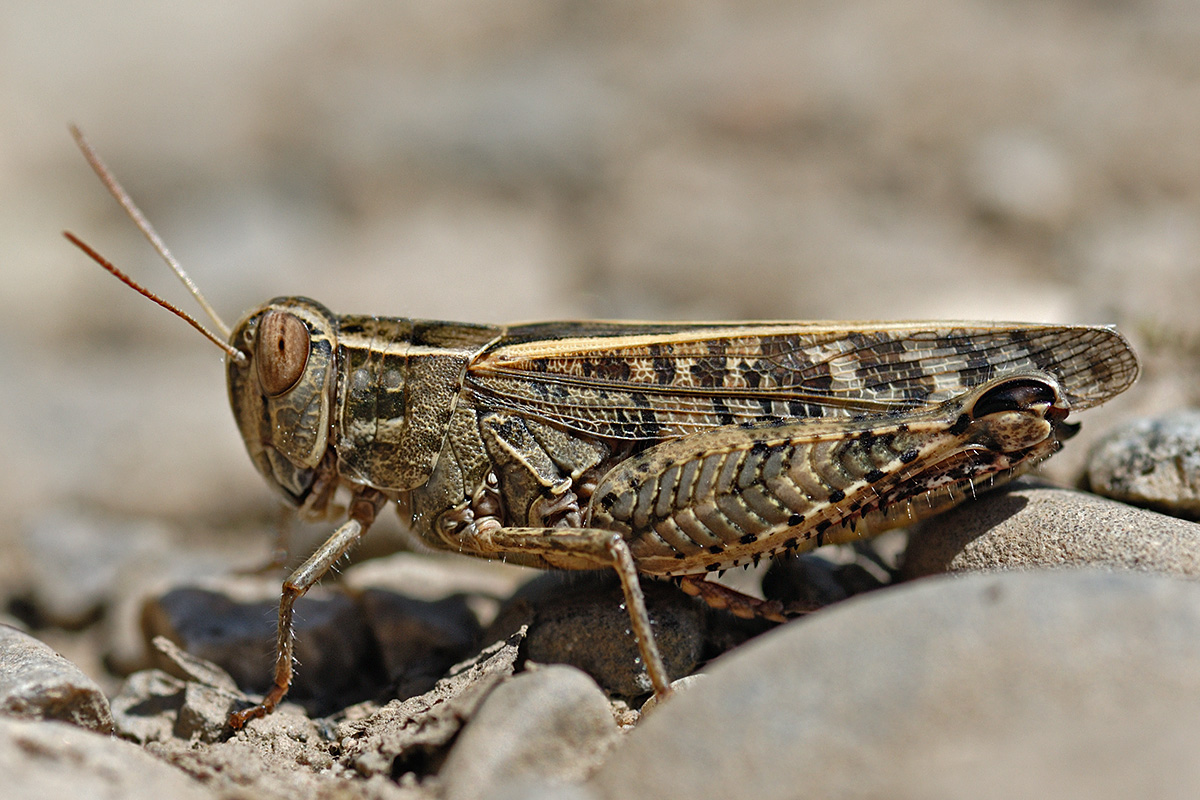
[592,372,1071,576]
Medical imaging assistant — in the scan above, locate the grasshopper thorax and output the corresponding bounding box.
[227,297,340,508]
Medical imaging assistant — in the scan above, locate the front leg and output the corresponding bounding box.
[470,522,673,699]
[229,487,386,729]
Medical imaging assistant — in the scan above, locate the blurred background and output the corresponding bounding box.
[2,1,1198,671]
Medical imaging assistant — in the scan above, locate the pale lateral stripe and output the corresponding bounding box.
[484,322,1090,361]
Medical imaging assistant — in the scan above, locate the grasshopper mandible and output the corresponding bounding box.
[64,127,1139,727]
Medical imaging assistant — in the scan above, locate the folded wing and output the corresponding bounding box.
[465,321,1138,442]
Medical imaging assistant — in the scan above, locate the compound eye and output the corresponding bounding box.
[255,310,311,397]
[971,377,1057,419]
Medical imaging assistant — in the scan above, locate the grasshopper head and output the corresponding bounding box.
[65,128,345,513]
[227,297,339,509]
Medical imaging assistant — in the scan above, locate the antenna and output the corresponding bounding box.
[63,231,246,365]
[67,125,234,341]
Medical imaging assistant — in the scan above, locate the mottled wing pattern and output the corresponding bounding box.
[464,321,1138,442]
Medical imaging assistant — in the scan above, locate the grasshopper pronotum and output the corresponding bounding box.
[65,127,1139,727]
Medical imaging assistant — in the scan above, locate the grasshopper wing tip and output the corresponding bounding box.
[1064,324,1140,410]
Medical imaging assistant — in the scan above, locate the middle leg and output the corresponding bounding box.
[471,522,673,699]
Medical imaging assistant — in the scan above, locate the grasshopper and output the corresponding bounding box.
[64,127,1139,727]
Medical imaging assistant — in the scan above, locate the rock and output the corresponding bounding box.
[592,570,1200,800]
[110,659,352,794]
[142,581,382,711]
[0,717,214,800]
[150,634,241,693]
[342,551,533,622]
[100,541,250,678]
[491,572,706,697]
[110,641,247,744]
[110,670,187,743]
[439,666,619,800]
[173,681,241,743]
[356,588,482,698]
[343,552,536,698]
[481,781,602,800]
[16,510,175,629]
[637,672,706,718]
[340,627,526,779]
[439,666,620,800]
[11,509,263,678]
[0,624,114,733]
[1088,411,1200,519]
[762,545,894,612]
[901,480,1200,580]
